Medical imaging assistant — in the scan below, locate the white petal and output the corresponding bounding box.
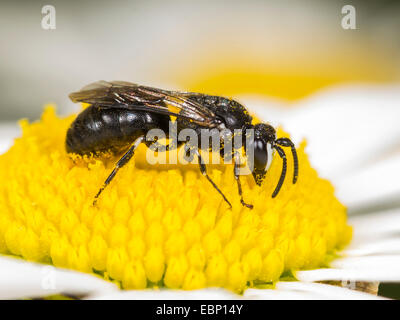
[297,268,400,283]
[0,256,116,299]
[335,154,400,210]
[344,238,400,256]
[90,288,238,300]
[331,255,400,270]
[349,208,400,241]
[0,123,20,155]
[248,85,400,180]
[243,288,323,300]
[94,286,335,300]
[275,281,384,300]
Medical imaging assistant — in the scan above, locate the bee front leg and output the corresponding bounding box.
[233,152,253,209]
[275,138,298,184]
[188,145,232,209]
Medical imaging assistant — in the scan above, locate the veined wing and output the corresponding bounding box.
[69,81,218,127]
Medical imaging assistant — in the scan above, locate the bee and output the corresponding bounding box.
[67,81,298,209]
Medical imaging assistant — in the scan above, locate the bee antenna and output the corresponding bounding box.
[275,138,298,184]
[271,145,287,198]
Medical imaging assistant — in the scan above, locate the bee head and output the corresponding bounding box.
[251,123,276,185]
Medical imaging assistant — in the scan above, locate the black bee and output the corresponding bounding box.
[66,81,298,209]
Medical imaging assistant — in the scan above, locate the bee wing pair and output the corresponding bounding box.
[69,80,217,127]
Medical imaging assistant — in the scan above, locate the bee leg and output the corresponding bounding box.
[233,152,253,209]
[165,140,184,151]
[93,136,144,205]
[191,146,232,209]
[275,138,298,184]
[271,145,287,198]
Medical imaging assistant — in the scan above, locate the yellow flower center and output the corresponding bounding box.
[0,106,352,292]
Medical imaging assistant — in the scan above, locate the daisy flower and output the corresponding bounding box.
[0,84,399,300]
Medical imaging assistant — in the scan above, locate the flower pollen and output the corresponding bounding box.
[0,106,352,292]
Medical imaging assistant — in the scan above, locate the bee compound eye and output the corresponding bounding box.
[254,139,268,171]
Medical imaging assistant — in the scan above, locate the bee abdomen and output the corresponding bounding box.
[66,105,167,156]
